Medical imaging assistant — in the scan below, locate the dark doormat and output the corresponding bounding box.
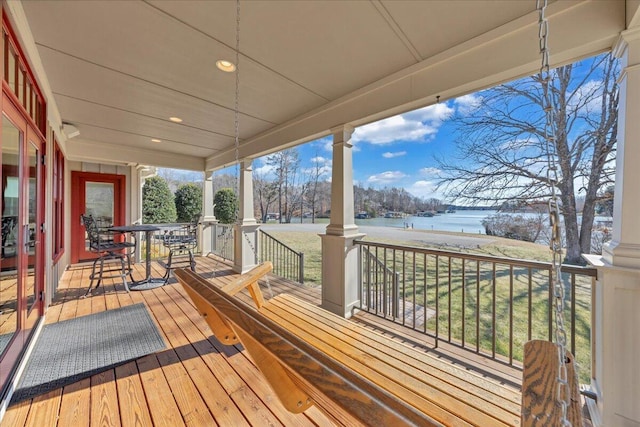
[11,303,165,403]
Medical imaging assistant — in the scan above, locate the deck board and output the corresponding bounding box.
[114,362,154,427]
[2,254,523,427]
[23,389,61,427]
[57,378,90,427]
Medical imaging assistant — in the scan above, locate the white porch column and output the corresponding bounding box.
[585,28,640,427]
[233,159,259,273]
[200,171,217,255]
[320,125,365,318]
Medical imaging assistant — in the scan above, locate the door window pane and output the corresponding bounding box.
[0,115,21,357]
[17,68,24,106]
[85,182,114,250]
[7,47,16,94]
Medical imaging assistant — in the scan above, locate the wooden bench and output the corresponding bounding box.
[174,263,522,426]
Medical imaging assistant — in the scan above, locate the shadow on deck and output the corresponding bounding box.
[2,254,521,426]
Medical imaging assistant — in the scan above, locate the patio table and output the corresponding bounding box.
[109,224,165,290]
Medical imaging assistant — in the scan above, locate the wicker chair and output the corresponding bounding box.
[81,214,136,296]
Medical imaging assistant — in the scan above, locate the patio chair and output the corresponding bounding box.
[81,214,136,296]
[161,215,200,283]
[1,216,17,259]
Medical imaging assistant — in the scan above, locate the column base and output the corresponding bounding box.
[233,224,261,274]
[320,232,366,318]
[584,254,640,426]
[199,218,218,255]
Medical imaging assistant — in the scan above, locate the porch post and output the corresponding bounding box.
[233,159,259,273]
[200,171,217,255]
[320,125,365,318]
[585,28,640,427]
[132,165,155,263]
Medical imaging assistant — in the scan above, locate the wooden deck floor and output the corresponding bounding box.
[2,255,522,426]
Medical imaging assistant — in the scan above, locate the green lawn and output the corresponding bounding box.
[263,229,593,383]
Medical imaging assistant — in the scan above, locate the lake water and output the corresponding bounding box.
[355,210,495,234]
[286,210,497,234]
[284,210,612,237]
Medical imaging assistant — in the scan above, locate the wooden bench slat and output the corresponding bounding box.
[276,294,520,405]
[263,296,514,427]
[231,325,314,414]
[176,267,442,427]
[162,283,323,427]
[267,295,520,419]
[272,293,521,412]
[521,340,583,426]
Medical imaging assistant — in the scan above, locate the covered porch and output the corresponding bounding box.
[0,1,639,425]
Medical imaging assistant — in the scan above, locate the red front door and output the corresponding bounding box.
[70,172,126,263]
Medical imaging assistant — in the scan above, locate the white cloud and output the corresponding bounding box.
[311,156,328,164]
[419,167,441,177]
[407,180,447,200]
[302,164,332,177]
[382,151,406,158]
[569,79,602,114]
[367,171,407,184]
[353,103,454,145]
[301,156,332,177]
[454,93,483,116]
[253,161,276,178]
[318,136,334,153]
[402,103,454,123]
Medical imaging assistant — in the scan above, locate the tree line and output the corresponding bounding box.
[245,148,443,223]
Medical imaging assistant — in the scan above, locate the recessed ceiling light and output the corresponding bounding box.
[169,117,183,123]
[151,138,161,143]
[216,59,236,72]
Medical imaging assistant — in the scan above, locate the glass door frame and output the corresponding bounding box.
[70,171,126,263]
[0,90,45,390]
[24,120,44,332]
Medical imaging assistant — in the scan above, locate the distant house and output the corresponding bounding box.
[384,211,406,218]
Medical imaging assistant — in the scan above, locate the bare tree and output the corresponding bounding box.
[266,148,301,223]
[306,153,328,223]
[437,54,618,264]
[253,169,278,223]
[284,168,304,223]
[212,173,237,192]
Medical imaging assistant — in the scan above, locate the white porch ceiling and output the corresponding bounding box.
[14,0,627,171]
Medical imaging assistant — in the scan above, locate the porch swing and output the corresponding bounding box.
[176,0,583,425]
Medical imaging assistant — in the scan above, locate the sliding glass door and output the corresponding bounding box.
[0,96,45,390]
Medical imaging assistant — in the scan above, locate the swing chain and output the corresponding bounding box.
[233,0,240,200]
[231,0,273,298]
[537,1,571,425]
